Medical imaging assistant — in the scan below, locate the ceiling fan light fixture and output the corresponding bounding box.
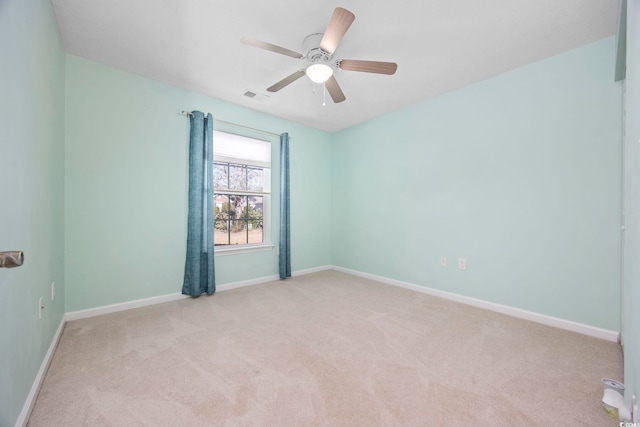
[306,63,333,83]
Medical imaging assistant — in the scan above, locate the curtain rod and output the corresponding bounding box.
[181,111,287,139]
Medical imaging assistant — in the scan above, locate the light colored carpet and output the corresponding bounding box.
[28,270,622,426]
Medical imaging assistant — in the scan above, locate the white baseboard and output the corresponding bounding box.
[330,265,620,342]
[65,292,191,321]
[15,316,65,427]
[216,274,280,291]
[68,264,616,341]
[292,265,332,277]
[65,265,333,321]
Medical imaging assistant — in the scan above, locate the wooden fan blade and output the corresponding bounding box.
[320,7,355,54]
[241,36,303,59]
[325,75,346,103]
[339,59,398,75]
[267,70,306,92]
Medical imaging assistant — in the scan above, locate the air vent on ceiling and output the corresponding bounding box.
[243,90,270,102]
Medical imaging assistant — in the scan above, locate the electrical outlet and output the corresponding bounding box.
[458,258,467,270]
[440,256,447,267]
[51,281,55,302]
[38,297,44,320]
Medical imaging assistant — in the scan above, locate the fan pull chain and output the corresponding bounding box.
[322,84,327,107]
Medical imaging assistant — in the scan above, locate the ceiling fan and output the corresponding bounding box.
[241,7,397,104]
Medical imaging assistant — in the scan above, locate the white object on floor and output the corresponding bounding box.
[602,378,631,421]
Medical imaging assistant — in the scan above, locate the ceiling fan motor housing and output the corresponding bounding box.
[303,33,336,68]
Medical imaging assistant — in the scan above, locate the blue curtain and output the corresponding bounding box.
[279,133,291,279]
[182,111,216,296]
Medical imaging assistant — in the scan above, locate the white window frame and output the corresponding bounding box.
[213,130,274,256]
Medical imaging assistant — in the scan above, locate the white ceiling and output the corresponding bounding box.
[51,0,618,132]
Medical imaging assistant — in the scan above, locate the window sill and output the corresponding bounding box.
[214,244,275,256]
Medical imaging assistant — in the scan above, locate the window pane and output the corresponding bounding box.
[247,167,265,192]
[229,164,247,191]
[230,195,246,220]
[229,220,248,245]
[247,196,263,220]
[214,195,231,219]
[214,162,229,191]
[214,220,229,245]
[247,197,263,243]
[248,221,263,244]
[214,195,230,246]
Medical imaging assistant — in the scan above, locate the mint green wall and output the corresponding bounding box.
[332,37,622,331]
[622,0,640,406]
[0,0,66,425]
[64,56,332,312]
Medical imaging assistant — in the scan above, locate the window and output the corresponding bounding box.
[213,131,271,249]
